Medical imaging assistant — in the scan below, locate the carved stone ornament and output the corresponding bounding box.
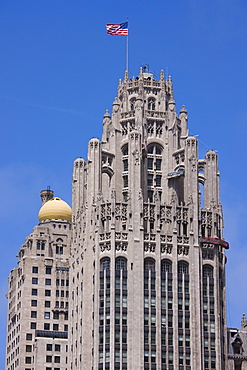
[161,244,172,254]
[144,242,156,253]
[132,148,140,165]
[177,245,189,256]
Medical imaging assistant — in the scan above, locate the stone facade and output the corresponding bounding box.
[227,315,247,370]
[5,190,71,370]
[69,68,228,369]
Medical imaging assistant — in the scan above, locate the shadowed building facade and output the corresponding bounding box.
[69,68,228,369]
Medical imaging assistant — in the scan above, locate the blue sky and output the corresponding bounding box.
[1,0,247,365]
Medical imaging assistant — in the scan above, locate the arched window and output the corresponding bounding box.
[178,261,189,275]
[161,259,172,273]
[144,258,155,271]
[203,265,213,278]
[100,258,110,271]
[116,258,127,271]
[148,98,155,110]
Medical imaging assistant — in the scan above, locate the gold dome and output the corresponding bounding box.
[38,197,72,222]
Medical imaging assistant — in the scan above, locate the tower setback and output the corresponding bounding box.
[69,68,228,370]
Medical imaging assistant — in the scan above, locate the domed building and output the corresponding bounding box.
[5,189,71,370]
[38,197,72,222]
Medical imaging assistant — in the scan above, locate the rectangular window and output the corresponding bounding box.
[31,300,37,307]
[26,345,32,352]
[115,331,120,343]
[44,323,50,330]
[105,351,110,363]
[46,356,52,363]
[168,333,173,346]
[115,295,120,308]
[122,295,127,308]
[46,267,51,274]
[156,175,162,187]
[115,349,120,362]
[185,316,190,329]
[25,357,32,364]
[44,312,50,319]
[32,289,37,296]
[185,334,190,347]
[122,350,127,363]
[31,311,37,318]
[148,174,153,186]
[30,322,36,329]
[45,290,51,296]
[151,331,156,345]
[151,351,156,363]
[144,331,149,344]
[54,356,60,363]
[55,344,61,352]
[123,159,128,172]
[210,321,215,333]
[61,279,65,286]
[32,267,38,273]
[186,353,191,366]
[45,301,51,308]
[53,312,59,319]
[56,246,63,254]
[168,352,173,365]
[148,158,153,170]
[144,313,149,326]
[122,312,127,325]
[151,296,156,308]
[46,344,52,351]
[156,158,161,170]
[123,175,128,188]
[45,279,51,285]
[26,333,32,340]
[122,330,127,344]
[151,314,156,326]
[53,324,59,331]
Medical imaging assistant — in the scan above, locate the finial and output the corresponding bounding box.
[160,70,164,81]
[124,70,128,82]
[139,67,143,79]
[242,313,247,329]
[180,105,187,114]
[104,109,110,118]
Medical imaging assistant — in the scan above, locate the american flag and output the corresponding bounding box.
[106,22,128,36]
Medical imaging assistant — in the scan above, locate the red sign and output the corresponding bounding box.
[200,237,229,249]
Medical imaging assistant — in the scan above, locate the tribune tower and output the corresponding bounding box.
[70,68,228,369]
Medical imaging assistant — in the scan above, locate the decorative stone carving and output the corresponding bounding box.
[177,245,189,255]
[161,244,173,254]
[144,242,156,253]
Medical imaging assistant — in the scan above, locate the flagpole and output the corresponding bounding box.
[126,17,128,72]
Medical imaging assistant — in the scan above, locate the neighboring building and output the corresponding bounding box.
[227,314,247,370]
[5,190,72,370]
[70,68,228,369]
